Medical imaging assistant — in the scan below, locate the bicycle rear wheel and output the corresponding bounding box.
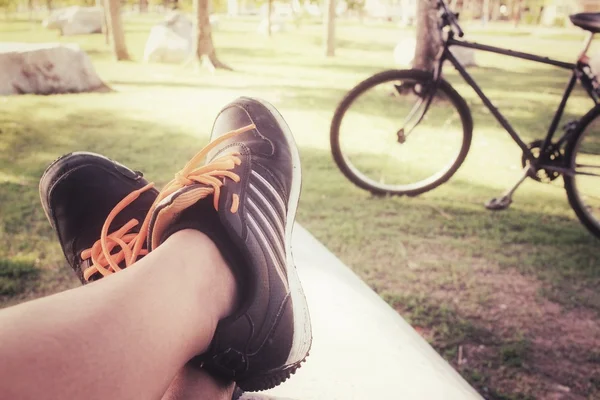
[330,69,473,196]
[564,105,600,238]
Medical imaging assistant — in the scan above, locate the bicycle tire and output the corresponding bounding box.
[330,69,473,196]
[564,104,600,238]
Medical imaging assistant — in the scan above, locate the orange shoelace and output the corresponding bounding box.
[80,124,256,282]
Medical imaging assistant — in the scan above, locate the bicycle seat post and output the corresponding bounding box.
[578,32,594,61]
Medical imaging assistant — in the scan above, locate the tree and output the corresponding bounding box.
[104,0,130,60]
[482,0,489,25]
[96,0,109,45]
[513,0,524,27]
[491,0,501,21]
[193,0,230,70]
[413,0,440,71]
[266,0,272,37]
[324,0,335,56]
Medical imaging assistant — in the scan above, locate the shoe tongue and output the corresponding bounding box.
[73,211,140,263]
[206,143,246,165]
[76,256,110,285]
[75,223,142,285]
[75,257,92,284]
[149,184,213,250]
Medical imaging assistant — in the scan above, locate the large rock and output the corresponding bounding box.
[0,43,109,95]
[43,6,103,36]
[143,12,219,64]
[393,37,476,68]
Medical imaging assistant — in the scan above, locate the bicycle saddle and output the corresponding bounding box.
[570,13,600,33]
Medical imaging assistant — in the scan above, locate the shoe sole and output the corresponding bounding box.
[235,98,312,392]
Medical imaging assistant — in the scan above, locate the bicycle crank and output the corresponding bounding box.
[484,166,532,211]
[520,140,563,182]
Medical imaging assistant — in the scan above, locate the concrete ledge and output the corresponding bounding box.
[255,224,481,399]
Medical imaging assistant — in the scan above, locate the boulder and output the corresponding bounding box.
[43,6,103,36]
[0,43,109,95]
[393,37,476,68]
[143,12,219,64]
[143,24,192,64]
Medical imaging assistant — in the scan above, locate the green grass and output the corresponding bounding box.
[500,338,531,369]
[0,257,40,296]
[2,13,600,399]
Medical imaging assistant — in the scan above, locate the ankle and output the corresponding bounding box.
[165,229,238,321]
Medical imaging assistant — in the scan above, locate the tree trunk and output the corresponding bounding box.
[95,0,109,44]
[104,0,130,60]
[194,0,231,70]
[267,0,272,37]
[139,0,148,13]
[461,0,470,17]
[513,0,523,27]
[414,0,440,71]
[324,0,335,57]
[482,0,489,25]
[46,0,52,12]
[491,0,500,21]
[28,0,33,21]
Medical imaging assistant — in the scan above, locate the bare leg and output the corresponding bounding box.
[162,365,235,400]
[0,230,237,400]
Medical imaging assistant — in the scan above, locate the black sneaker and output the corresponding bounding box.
[147,97,312,391]
[39,152,158,283]
[40,152,246,400]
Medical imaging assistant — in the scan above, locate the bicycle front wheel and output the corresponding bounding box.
[564,105,600,238]
[330,69,473,196]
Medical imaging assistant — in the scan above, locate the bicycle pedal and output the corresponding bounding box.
[484,196,512,211]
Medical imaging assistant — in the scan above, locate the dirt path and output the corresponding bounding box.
[380,246,600,399]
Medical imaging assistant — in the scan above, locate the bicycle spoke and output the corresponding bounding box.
[333,71,468,194]
[401,96,426,133]
[575,163,600,169]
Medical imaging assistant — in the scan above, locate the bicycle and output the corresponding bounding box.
[330,0,600,238]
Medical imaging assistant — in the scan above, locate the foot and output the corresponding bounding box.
[147,97,312,391]
[39,152,158,283]
[40,152,245,400]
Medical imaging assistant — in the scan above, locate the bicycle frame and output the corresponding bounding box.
[436,31,598,164]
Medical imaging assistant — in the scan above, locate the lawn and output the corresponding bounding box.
[1,13,600,399]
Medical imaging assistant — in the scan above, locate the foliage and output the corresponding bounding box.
[345,0,364,12]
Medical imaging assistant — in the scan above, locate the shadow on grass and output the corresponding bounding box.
[1,104,599,399]
[1,96,599,307]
